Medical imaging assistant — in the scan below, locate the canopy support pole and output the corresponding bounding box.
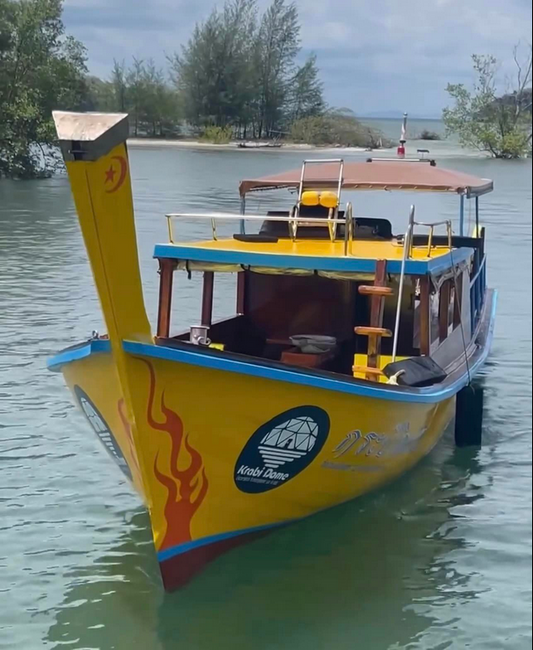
[475,196,480,235]
[460,195,466,236]
[201,272,214,327]
[240,196,246,235]
[157,259,175,338]
[237,273,246,315]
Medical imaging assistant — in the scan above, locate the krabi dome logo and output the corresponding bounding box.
[235,406,330,494]
[74,386,132,480]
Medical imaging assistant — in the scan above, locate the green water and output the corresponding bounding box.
[0,141,531,649]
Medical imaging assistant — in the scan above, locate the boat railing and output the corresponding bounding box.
[410,219,454,258]
[392,209,454,361]
[166,211,353,247]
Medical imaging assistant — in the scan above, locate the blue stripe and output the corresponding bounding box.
[47,293,497,403]
[123,293,497,406]
[153,244,474,276]
[157,520,292,562]
[47,339,111,372]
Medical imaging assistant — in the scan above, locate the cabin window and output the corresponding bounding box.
[427,271,464,348]
[157,262,432,378]
[453,272,464,329]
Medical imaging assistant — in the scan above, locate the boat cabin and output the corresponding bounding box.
[154,159,492,385]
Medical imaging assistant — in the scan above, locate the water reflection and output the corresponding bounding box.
[46,432,486,650]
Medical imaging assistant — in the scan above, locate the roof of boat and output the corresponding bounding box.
[154,238,474,276]
[239,160,494,198]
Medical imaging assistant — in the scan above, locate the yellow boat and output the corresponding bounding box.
[48,112,497,591]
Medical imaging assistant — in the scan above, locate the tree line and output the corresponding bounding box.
[1,0,384,179]
[85,0,329,141]
[1,0,531,179]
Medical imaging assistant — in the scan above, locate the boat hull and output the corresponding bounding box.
[59,345,455,590]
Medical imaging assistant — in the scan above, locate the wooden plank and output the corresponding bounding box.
[202,272,215,327]
[354,326,393,337]
[353,365,384,377]
[358,285,394,297]
[157,259,175,338]
[439,279,451,342]
[419,275,431,356]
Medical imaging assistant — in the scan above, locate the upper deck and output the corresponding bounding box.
[154,236,473,276]
[155,158,491,277]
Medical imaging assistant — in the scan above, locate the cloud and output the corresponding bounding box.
[63,0,532,115]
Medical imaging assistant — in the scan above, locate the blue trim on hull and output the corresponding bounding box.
[153,244,475,277]
[157,520,291,562]
[47,339,112,372]
[46,294,497,405]
[123,291,497,406]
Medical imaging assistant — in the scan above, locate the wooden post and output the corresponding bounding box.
[157,259,175,338]
[202,272,215,326]
[419,275,431,356]
[439,280,451,342]
[454,272,464,329]
[459,194,466,236]
[480,227,486,301]
[237,272,246,315]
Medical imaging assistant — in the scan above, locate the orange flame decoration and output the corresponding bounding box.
[142,361,209,549]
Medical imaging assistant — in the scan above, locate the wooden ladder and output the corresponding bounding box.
[354,259,394,381]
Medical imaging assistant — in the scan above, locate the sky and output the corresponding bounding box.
[63,0,533,118]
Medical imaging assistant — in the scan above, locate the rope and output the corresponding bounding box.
[450,245,472,386]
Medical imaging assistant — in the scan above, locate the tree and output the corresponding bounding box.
[126,57,146,137]
[256,0,300,137]
[290,108,390,148]
[288,54,325,124]
[138,60,180,137]
[83,58,181,138]
[169,0,317,139]
[82,76,116,112]
[111,60,127,112]
[0,0,88,179]
[170,0,258,132]
[444,46,533,159]
[0,0,15,54]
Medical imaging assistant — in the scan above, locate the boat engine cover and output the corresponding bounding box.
[383,357,448,388]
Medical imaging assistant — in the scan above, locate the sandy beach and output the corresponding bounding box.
[126,138,383,154]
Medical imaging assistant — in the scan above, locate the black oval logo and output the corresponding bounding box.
[235,406,330,494]
[74,386,132,480]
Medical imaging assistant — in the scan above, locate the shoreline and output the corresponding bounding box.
[126,137,495,159]
[127,138,388,154]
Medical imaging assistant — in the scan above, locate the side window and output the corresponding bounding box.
[431,283,441,346]
[453,272,464,330]
[435,271,464,346]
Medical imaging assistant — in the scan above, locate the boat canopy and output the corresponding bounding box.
[239,160,494,198]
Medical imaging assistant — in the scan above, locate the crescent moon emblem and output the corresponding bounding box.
[105,156,128,194]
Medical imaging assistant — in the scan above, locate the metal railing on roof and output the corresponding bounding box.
[166,211,352,246]
[165,210,454,259]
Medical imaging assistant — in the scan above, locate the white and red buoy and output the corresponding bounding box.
[397,112,408,158]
